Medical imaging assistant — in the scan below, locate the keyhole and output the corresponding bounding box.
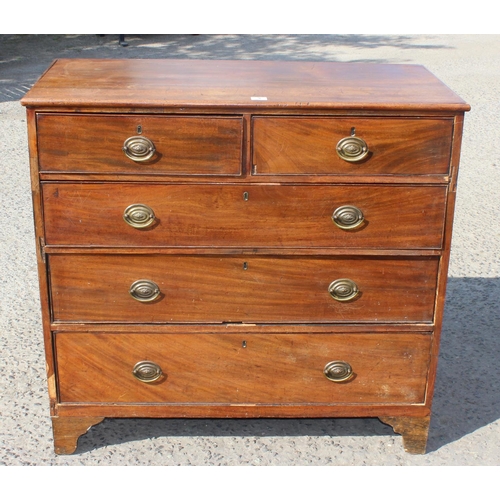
[243,192,249,201]
[137,125,142,134]
[243,262,248,270]
[350,127,356,136]
[242,341,247,348]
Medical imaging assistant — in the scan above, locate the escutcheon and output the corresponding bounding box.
[328,278,359,302]
[323,360,354,382]
[129,279,161,302]
[123,204,156,228]
[336,135,369,162]
[132,361,163,383]
[332,205,364,230]
[122,136,156,162]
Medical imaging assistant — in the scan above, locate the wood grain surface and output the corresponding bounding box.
[51,416,104,455]
[380,416,431,454]
[37,114,243,175]
[21,59,469,111]
[21,59,469,455]
[49,255,439,323]
[42,183,447,249]
[253,117,453,175]
[55,332,431,404]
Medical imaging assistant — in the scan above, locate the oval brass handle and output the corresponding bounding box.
[122,136,156,162]
[324,360,354,382]
[123,204,156,228]
[328,278,359,302]
[332,205,364,230]
[132,361,162,383]
[336,136,369,162]
[129,279,160,302]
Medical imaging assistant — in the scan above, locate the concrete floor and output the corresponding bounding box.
[0,34,498,465]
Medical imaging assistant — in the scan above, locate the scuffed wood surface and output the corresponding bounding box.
[380,416,431,454]
[22,59,469,111]
[55,332,431,404]
[49,255,439,323]
[51,416,104,455]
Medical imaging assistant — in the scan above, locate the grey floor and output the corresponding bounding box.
[0,34,498,465]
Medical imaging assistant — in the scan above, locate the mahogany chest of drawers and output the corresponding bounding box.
[21,59,469,455]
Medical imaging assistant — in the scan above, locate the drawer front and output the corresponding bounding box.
[49,255,438,323]
[253,117,453,175]
[42,183,447,249]
[36,114,243,175]
[55,332,431,404]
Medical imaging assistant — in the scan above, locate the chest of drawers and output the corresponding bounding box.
[21,59,469,455]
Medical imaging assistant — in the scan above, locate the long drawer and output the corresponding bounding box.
[55,332,431,404]
[253,116,453,175]
[36,114,243,175]
[42,183,447,249]
[49,255,439,323]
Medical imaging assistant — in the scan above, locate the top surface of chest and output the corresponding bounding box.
[21,58,469,112]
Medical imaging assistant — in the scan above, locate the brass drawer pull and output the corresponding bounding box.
[122,136,156,162]
[132,361,162,383]
[328,278,359,302]
[332,205,364,229]
[123,204,156,228]
[324,360,354,382]
[129,279,160,302]
[336,135,369,162]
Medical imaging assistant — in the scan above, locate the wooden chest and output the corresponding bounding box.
[21,59,469,454]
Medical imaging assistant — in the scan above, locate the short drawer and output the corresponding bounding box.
[252,117,453,175]
[49,255,438,323]
[36,114,243,175]
[55,332,431,404]
[42,183,447,249]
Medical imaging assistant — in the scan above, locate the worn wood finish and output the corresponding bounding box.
[379,416,431,454]
[52,323,433,334]
[51,416,104,455]
[21,59,469,111]
[39,172,451,184]
[49,255,439,323]
[425,114,466,411]
[22,59,469,455]
[45,247,443,257]
[37,114,243,175]
[26,108,58,412]
[253,117,453,176]
[55,332,431,404]
[42,183,447,249]
[56,404,431,419]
